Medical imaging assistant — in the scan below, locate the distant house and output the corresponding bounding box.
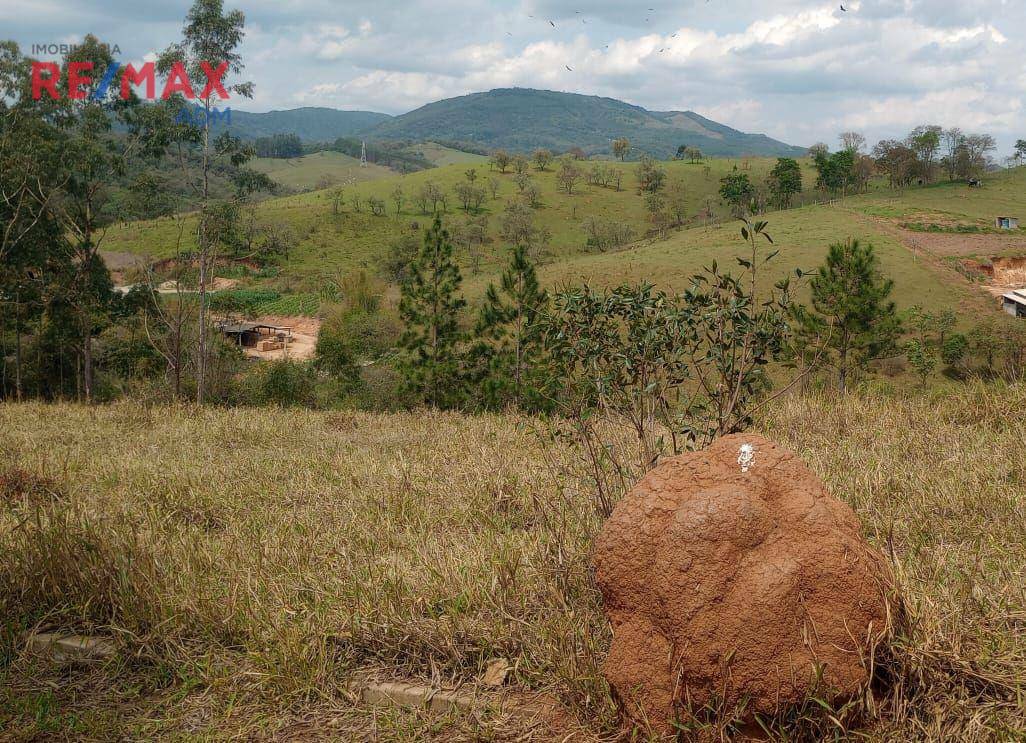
[1002,289,1026,318]
[995,216,1019,230]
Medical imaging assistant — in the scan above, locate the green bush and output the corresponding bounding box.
[240,360,318,408]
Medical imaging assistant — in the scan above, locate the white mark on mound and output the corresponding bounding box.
[737,443,756,473]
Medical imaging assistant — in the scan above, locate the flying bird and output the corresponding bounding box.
[549,20,556,27]
[565,64,573,71]
[840,4,847,10]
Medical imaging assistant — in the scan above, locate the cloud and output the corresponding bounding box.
[5,0,1024,152]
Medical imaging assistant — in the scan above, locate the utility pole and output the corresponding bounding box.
[360,141,368,168]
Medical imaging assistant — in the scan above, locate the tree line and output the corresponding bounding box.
[1,0,275,403]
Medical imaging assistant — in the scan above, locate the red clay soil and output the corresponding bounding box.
[592,434,894,736]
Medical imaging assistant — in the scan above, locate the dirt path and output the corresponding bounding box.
[887,229,1026,258]
[843,209,1006,317]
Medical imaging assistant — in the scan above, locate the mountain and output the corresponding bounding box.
[221,107,392,141]
[363,88,806,158]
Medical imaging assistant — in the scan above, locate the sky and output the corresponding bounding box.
[3,0,1024,154]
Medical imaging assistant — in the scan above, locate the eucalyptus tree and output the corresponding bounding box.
[158,0,255,403]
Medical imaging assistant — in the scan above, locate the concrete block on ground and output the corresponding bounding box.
[24,633,115,662]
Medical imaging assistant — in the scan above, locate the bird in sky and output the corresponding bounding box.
[840,4,847,10]
[549,20,556,27]
[565,64,573,71]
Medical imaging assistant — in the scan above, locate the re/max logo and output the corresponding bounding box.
[31,61,230,101]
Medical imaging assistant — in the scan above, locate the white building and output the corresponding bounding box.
[1002,289,1026,318]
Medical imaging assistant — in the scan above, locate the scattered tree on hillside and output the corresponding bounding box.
[454,181,486,213]
[942,128,964,181]
[464,167,477,182]
[613,137,631,161]
[390,185,404,216]
[808,142,830,160]
[685,147,703,164]
[675,144,688,160]
[556,157,582,194]
[314,315,361,391]
[665,179,688,226]
[567,146,588,161]
[331,187,345,215]
[813,148,856,195]
[767,157,802,208]
[398,218,466,408]
[941,333,969,372]
[969,319,1003,375]
[367,196,386,216]
[500,200,550,256]
[635,157,666,194]
[905,337,935,387]
[908,125,942,182]
[512,155,529,175]
[904,305,943,387]
[581,217,634,251]
[491,149,512,173]
[645,193,671,235]
[792,239,902,392]
[532,148,553,171]
[613,168,624,191]
[487,177,500,199]
[851,154,875,193]
[1015,139,1026,167]
[378,234,419,282]
[952,133,996,180]
[873,140,918,189]
[839,131,866,154]
[521,180,542,208]
[719,167,755,216]
[416,181,446,214]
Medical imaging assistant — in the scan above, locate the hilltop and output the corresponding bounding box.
[215,89,805,158]
[364,88,806,158]
[221,107,391,141]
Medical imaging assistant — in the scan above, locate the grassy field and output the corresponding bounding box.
[521,204,990,321]
[96,162,1026,339]
[410,142,489,167]
[1,384,1024,739]
[250,150,395,191]
[100,156,827,286]
[851,169,1026,230]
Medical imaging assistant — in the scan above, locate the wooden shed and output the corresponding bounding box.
[995,216,1019,230]
[217,321,292,349]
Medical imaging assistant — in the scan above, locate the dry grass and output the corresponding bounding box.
[1,383,1024,740]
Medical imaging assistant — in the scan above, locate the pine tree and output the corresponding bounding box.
[796,239,902,392]
[473,245,550,411]
[398,217,466,407]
